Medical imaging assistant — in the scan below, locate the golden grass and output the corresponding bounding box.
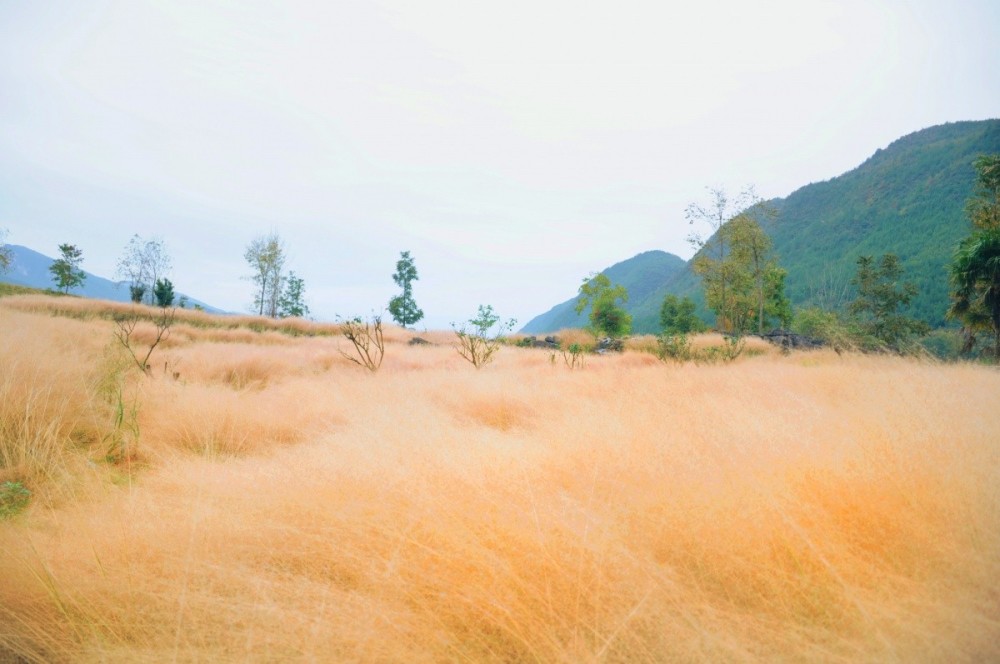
[1,302,999,662]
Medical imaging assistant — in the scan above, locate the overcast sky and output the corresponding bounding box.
[1,1,998,328]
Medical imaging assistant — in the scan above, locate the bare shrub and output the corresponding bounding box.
[113,305,177,374]
[339,313,385,372]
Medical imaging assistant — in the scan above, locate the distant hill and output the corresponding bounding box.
[1,245,225,312]
[520,250,686,333]
[524,119,1000,334]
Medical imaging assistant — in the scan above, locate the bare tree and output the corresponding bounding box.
[113,305,177,374]
[0,228,12,274]
[244,233,286,317]
[117,235,171,305]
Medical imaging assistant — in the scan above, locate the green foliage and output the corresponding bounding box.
[654,333,746,364]
[655,333,692,363]
[771,120,1000,327]
[49,243,86,294]
[388,251,424,328]
[117,235,170,306]
[129,284,146,303]
[691,199,789,335]
[560,343,585,369]
[948,228,1000,359]
[453,305,516,369]
[849,254,929,352]
[522,251,686,334]
[965,154,1000,230]
[659,295,706,334]
[153,278,175,307]
[245,233,286,317]
[575,273,631,338]
[278,271,309,318]
[338,313,385,372]
[918,328,965,360]
[0,481,31,519]
[524,122,1000,335]
[948,154,1000,359]
[792,307,857,352]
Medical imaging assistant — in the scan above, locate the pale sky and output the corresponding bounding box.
[1,0,998,328]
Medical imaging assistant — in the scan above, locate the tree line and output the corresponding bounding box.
[570,154,1000,361]
[2,153,998,361]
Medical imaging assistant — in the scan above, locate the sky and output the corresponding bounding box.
[1,0,998,329]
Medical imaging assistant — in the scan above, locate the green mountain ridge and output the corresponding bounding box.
[520,250,686,334]
[521,119,1000,335]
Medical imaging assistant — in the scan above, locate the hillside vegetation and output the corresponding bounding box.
[2,294,999,662]
[523,120,1000,334]
[521,250,686,334]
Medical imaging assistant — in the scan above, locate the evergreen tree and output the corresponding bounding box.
[153,278,175,307]
[388,251,424,328]
[278,271,309,318]
[849,254,928,351]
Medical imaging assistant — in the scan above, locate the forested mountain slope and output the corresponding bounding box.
[525,119,1000,334]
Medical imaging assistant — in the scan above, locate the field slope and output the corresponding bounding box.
[2,295,999,662]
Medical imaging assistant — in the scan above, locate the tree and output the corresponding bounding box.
[948,154,1000,359]
[692,204,787,335]
[0,228,11,274]
[849,254,928,351]
[278,272,309,318]
[244,233,286,317]
[388,251,424,328]
[453,305,516,369]
[153,278,175,308]
[660,295,706,334]
[117,235,171,305]
[965,155,1000,231]
[687,186,767,333]
[724,215,792,333]
[575,273,631,338]
[948,230,1000,359]
[49,244,86,294]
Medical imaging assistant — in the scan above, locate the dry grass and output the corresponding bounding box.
[1,300,999,662]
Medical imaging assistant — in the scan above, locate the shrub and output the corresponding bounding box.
[453,305,516,369]
[338,314,385,373]
[0,481,31,519]
[656,333,693,363]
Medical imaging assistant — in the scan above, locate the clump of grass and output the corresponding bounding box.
[0,480,30,518]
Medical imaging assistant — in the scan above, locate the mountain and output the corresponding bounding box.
[1,245,225,312]
[520,250,686,333]
[524,119,1000,334]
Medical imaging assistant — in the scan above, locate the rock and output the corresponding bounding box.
[761,329,824,350]
[408,337,431,346]
[595,337,624,353]
[517,335,561,349]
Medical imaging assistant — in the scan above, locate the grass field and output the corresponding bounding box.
[1,294,999,662]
